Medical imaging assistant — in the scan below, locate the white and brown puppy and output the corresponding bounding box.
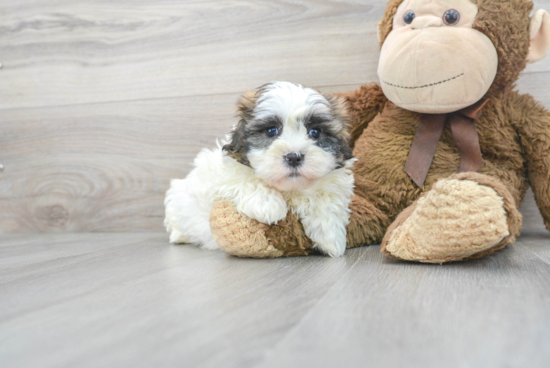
[164,81,355,257]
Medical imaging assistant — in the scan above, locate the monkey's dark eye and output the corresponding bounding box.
[308,128,321,139]
[266,127,279,137]
[443,9,460,26]
[404,10,415,25]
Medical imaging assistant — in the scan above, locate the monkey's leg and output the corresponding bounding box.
[381,172,522,263]
[210,192,390,258]
[346,193,391,248]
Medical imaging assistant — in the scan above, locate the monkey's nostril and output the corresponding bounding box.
[285,152,303,168]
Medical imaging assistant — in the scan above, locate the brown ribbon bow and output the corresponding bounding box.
[404,99,489,188]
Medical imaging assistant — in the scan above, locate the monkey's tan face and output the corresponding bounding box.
[378,0,498,114]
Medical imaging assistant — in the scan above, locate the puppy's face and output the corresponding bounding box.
[224,82,352,191]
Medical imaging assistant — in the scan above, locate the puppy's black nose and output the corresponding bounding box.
[285,152,303,168]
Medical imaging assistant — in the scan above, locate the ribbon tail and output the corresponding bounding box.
[450,115,484,173]
[404,114,447,188]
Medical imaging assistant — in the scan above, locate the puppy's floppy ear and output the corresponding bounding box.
[322,93,353,163]
[325,94,351,141]
[223,91,259,167]
[236,90,257,121]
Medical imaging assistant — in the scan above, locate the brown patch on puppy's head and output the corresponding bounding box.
[223,91,259,166]
[327,94,352,142]
[319,94,353,165]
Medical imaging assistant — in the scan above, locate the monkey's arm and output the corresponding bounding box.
[210,192,390,258]
[335,83,387,149]
[515,95,550,231]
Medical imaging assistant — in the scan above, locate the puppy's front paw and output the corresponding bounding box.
[237,192,288,225]
[302,218,347,257]
[314,234,347,258]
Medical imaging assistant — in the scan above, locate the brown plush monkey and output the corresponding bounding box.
[209,0,550,263]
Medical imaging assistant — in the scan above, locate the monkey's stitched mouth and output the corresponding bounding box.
[382,73,464,90]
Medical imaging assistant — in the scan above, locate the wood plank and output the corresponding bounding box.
[254,239,550,368]
[0,233,367,368]
[0,93,238,232]
[0,0,385,109]
[1,233,549,368]
[517,69,550,107]
[0,233,213,321]
[0,233,164,277]
[3,0,549,110]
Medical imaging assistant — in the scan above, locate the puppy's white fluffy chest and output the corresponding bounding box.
[282,160,355,257]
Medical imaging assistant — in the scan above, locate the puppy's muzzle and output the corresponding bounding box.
[284,152,303,168]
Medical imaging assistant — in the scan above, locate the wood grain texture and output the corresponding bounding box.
[256,242,550,368]
[1,0,548,110]
[0,0,383,109]
[1,0,550,232]
[0,228,549,367]
[0,94,239,232]
[0,233,368,368]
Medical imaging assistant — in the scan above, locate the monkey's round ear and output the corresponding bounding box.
[527,9,550,63]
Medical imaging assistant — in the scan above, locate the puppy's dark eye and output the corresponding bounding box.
[308,128,321,139]
[404,10,415,25]
[443,9,460,26]
[266,127,279,137]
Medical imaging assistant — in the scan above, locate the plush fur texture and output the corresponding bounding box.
[210,200,285,258]
[165,82,356,257]
[211,200,316,258]
[210,0,550,263]
[380,172,522,263]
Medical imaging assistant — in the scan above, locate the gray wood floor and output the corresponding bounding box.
[1,192,549,368]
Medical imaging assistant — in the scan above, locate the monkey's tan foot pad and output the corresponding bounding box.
[381,173,522,263]
[210,200,284,258]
